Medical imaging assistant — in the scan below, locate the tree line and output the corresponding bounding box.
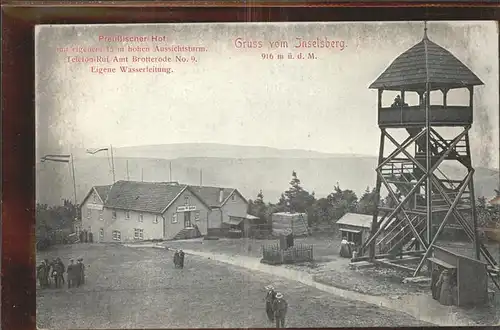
[36,199,79,248]
[247,171,500,229]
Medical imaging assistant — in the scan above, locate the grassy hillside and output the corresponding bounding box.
[36,153,499,207]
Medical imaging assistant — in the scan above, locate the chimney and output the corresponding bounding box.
[219,188,224,203]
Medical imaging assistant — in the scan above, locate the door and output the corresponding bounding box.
[184,211,192,228]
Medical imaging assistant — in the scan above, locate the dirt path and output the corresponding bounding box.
[148,244,484,327]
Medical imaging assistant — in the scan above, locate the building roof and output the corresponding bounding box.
[94,185,112,203]
[104,180,188,214]
[336,213,381,229]
[369,31,483,91]
[81,181,246,214]
[188,186,237,207]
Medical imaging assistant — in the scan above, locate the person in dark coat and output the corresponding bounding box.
[84,230,88,243]
[273,292,288,328]
[55,257,66,285]
[431,267,440,300]
[173,250,180,268]
[67,259,76,288]
[77,258,86,285]
[43,259,51,288]
[88,231,93,243]
[265,285,277,322]
[79,230,84,243]
[179,250,185,268]
[37,261,47,289]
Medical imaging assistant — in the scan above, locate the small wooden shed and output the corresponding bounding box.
[428,245,489,307]
[336,213,382,246]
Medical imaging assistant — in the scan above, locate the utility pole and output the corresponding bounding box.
[110,144,116,183]
[70,154,78,205]
[126,160,130,181]
[141,168,144,182]
[169,162,172,181]
[200,169,203,186]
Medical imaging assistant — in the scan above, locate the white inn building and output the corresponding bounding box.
[77,181,251,242]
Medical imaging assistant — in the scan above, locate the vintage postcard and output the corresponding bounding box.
[35,21,499,328]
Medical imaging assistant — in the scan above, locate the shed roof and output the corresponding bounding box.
[273,212,307,217]
[336,213,381,229]
[188,186,239,207]
[369,31,483,91]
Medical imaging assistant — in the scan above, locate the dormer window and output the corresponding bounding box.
[184,196,189,206]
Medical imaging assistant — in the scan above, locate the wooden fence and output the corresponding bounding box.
[261,243,314,265]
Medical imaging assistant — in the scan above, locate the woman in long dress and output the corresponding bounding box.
[438,270,454,306]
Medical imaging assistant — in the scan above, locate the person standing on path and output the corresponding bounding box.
[173,250,180,268]
[37,261,47,289]
[77,258,86,285]
[273,292,288,328]
[180,250,185,268]
[67,259,76,289]
[265,285,277,322]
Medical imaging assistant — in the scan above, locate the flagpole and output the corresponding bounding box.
[110,145,116,183]
[200,169,202,186]
[71,153,78,205]
[169,162,172,181]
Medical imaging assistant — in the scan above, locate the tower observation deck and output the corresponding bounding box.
[356,24,499,287]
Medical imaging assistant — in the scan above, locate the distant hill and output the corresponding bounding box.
[69,143,374,160]
[36,143,499,207]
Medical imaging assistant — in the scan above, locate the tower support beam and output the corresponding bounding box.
[413,170,473,276]
[379,173,429,249]
[361,127,470,255]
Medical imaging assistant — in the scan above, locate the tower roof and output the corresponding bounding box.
[369,30,483,91]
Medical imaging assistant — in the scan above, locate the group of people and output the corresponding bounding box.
[431,267,457,306]
[173,250,185,269]
[37,257,86,289]
[264,285,288,328]
[339,237,357,258]
[79,230,93,243]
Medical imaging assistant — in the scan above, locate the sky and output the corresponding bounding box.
[35,21,499,169]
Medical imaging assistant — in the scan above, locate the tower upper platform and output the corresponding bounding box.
[370,30,483,92]
[371,26,483,128]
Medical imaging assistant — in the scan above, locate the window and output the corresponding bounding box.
[172,213,178,223]
[153,215,160,224]
[184,196,189,206]
[231,194,235,201]
[125,211,130,219]
[112,211,117,220]
[138,213,143,222]
[195,211,200,222]
[99,228,104,238]
[87,208,91,219]
[134,228,144,240]
[112,230,121,241]
[99,211,103,221]
[93,194,98,203]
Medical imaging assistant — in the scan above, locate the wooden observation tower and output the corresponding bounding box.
[357,23,499,285]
